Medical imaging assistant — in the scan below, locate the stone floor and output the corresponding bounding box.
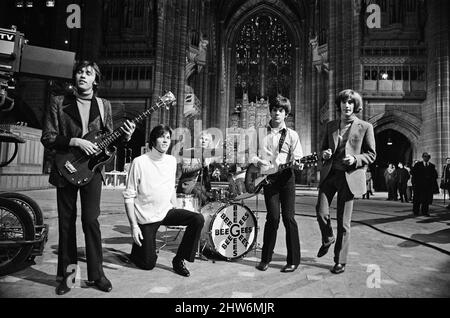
[1,188,449,301]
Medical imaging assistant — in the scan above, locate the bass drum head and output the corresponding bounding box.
[200,203,257,260]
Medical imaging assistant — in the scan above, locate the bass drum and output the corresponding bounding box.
[200,202,257,260]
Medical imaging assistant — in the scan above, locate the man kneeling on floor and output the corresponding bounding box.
[123,124,204,277]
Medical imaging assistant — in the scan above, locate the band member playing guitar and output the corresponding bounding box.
[252,95,304,273]
[41,61,135,295]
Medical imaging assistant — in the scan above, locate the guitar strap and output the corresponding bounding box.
[268,128,287,181]
[278,128,287,153]
[95,97,105,128]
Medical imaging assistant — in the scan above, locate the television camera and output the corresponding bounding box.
[0,26,75,112]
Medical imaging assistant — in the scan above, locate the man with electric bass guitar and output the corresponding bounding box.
[41,61,139,295]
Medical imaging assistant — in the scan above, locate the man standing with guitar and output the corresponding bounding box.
[315,89,376,274]
[253,95,304,273]
[41,61,135,295]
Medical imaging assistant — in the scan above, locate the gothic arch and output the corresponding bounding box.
[368,110,421,144]
[217,2,307,132]
[224,2,304,46]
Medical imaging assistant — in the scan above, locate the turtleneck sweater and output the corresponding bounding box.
[75,90,94,137]
[332,114,357,171]
[122,149,177,224]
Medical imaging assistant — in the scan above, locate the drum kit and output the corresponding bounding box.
[175,182,259,261]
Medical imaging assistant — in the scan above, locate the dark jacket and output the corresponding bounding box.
[384,168,398,185]
[411,161,439,195]
[397,167,410,185]
[41,94,113,187]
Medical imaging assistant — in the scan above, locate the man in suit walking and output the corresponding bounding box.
[411,152,438,216]
[315,89,376,274]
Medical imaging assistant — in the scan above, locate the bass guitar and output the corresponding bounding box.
[244,153,319,194]
[55,91,176,186]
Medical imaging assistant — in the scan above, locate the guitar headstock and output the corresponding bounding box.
[158,91,176,110]
[300,152,319,167]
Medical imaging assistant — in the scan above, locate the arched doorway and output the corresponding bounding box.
[372,129,413,191]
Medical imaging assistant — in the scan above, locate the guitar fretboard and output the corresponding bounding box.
[277,154,318,171]
[96,99,166,150]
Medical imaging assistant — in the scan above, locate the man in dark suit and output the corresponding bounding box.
[41,60,135,295]
[411,152,438,216]
[315,89,376,274]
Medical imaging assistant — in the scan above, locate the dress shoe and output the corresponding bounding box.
[86,276,112,292]
[255,262,269,271]
[55,280,71,295]
[280,264,298,273]
[330,263,346,274]
[172,258,190,277]
[317,237,335,258]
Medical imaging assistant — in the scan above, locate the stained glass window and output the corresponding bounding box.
[235,13,293,103]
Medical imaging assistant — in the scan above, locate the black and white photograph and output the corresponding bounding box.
[0,0,449,307]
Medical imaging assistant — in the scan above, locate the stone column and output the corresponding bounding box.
[423,0,450,173]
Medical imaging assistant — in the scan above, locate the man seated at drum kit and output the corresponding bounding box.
[176,130,222,206]
[123,124,205,277]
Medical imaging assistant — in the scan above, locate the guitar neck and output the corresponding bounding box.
[276,155,317,172]
[96,100,164,150]
[277,161,296,172]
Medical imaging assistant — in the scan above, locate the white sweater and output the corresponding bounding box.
[123,150,176,224]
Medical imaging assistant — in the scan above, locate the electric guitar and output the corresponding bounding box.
[55,91,176,186]
[244,153,319,194]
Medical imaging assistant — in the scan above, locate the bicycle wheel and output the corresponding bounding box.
[0,197,35,276]
[0,192,44,225]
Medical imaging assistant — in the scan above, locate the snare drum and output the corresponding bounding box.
[176,194,199,213]
[200,202,257,260]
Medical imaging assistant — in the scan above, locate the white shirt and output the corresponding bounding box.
[251,122,303,169]
[123,150,176,224]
